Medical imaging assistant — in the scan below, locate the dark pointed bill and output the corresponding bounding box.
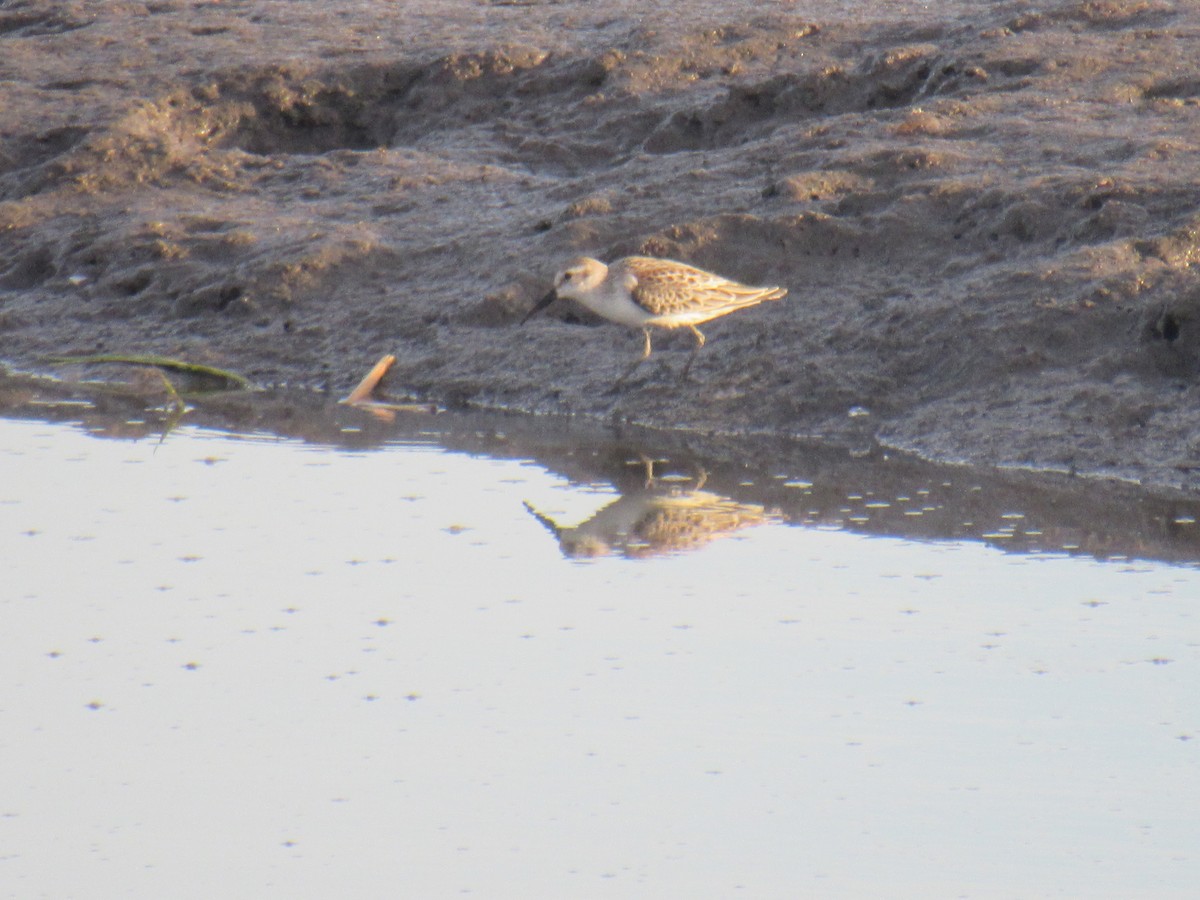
[520,289,557,325]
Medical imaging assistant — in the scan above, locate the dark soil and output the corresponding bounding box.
[3,0,1200,489]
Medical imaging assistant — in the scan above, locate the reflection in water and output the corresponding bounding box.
[3,368,1200,565]
[524,470,773,559]
[5,375,1199,900]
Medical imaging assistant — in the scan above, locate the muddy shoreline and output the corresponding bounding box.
[5,368,1200,566]
[2,0,1200,490]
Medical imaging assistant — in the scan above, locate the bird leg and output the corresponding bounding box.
[636,453,656,488]
[613,327,653,387]
[679,325,706,381]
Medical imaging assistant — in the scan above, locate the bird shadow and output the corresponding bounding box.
[603,358,697,395]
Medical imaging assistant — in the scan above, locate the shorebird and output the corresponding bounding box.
[521,256,787,383]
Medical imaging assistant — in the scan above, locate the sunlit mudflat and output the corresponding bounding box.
[2,415,1198,899]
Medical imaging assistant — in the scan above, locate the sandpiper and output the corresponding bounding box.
[521,256,787,383]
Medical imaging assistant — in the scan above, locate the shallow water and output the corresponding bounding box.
[2,412,1198,898]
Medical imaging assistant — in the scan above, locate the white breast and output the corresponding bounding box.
[575,283,655,328]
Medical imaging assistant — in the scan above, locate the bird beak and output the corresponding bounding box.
[520,289,557,325]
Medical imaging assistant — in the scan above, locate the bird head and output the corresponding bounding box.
[520,257,608,323]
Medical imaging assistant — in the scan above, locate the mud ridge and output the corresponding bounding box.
[3,0,1200,489]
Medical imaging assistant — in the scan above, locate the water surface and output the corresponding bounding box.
[2,411,1198,898]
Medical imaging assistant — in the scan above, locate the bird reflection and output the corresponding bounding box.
[525,467,773,559]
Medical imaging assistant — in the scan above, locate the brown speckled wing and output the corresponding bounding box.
[620,256,786,317]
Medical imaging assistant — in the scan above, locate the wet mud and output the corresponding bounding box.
[3,0,1200,488]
